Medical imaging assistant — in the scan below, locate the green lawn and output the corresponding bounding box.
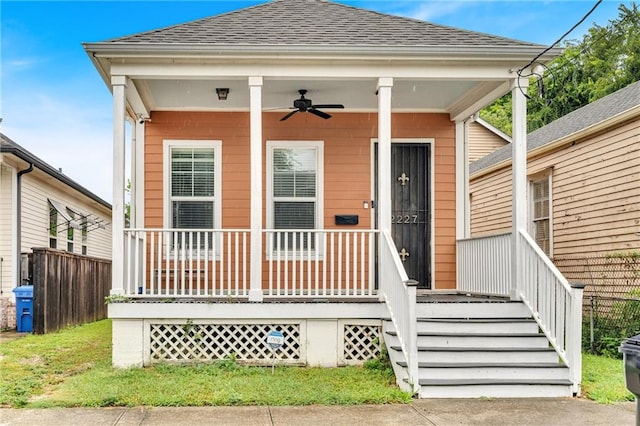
[0,320,410,408]
[581,353,634,404]
[1,319,634,407]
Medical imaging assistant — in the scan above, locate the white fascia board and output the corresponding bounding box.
[475,117,513,143]
[110,62,517,81]
[108,301,387,320]
[469,104,640,180]
[84,43,561,62]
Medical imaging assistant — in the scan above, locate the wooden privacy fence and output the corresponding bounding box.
[32,248,111,334]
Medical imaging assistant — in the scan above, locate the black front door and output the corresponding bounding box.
[390,143,432,288]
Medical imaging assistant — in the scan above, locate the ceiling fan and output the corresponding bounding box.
[280,89,344,121]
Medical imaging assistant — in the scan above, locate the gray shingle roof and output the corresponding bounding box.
[104,0,541,49]
[0,133,111,209]
[470,79,640,175]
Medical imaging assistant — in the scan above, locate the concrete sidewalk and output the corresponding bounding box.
[0,399,635,426]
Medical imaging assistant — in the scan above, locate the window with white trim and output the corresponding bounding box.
[530,173,552,256]
[67,214,75,253]
[267,141,323,252]
[81,220,88,255]
[49,207,58,249]
[165,141,222,251]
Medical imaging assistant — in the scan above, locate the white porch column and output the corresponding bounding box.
[111,75,127,295]
[248,76,264,302]
[455,120,471,240]
[132,120,146,227]
[377,78,393,234]
[511,78,529,300]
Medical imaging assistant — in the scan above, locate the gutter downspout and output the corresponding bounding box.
[16,163,34,286]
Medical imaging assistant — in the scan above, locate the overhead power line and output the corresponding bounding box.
[518,0,603,75]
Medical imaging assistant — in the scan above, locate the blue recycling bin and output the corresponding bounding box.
[12,285,33,333]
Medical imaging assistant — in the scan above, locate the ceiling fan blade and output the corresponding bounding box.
[312,104,344,109]
[280,110,299,121]
[308,108,331,119]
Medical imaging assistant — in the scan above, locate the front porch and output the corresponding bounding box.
[113,227,584,398]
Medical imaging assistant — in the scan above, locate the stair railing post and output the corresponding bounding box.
[405,279,419,395]
[569,282,585,396]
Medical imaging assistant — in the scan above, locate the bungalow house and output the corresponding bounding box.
[469,80,640,291]
[0,133,112,329]
[83,0,584,398]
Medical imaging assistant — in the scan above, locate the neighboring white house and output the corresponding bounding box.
[468,116,511,163]
[83,0,587,398]
[469,80,640,257]
[0,133,112,329]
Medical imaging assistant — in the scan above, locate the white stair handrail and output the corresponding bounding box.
[518,229,584,395]
[378,230,420,394]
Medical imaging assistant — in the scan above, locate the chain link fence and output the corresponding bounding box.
[554,253,640,358]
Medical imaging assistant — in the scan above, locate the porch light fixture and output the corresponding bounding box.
[216,88,229,100]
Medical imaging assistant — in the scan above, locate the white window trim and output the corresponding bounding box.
[528,170,553,257]
[163,139,222,258]
[266,140,324,259]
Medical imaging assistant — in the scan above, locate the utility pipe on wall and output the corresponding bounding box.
[16,163,34,285]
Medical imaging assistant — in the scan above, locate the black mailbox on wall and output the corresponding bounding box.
[335,215,358,225]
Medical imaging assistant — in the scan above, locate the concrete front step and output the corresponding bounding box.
[418,379,573,398]
[415,363,570,381]
[417,318,540,334]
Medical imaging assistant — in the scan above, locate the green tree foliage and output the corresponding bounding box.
[480,3,640,135]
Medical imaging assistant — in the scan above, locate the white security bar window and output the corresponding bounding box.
[268,141,323,252]
[531,175,552,256]
[165,140,222,251]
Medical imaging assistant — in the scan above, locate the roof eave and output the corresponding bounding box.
[469,103,640,180]
[83,42,562,62]
[0,142,112,210]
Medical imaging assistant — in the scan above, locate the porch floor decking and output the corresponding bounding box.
[416,292,510,303]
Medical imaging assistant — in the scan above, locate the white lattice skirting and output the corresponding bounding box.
[146,320,381,366]
[150,323,301,363]
[342,323,382,363]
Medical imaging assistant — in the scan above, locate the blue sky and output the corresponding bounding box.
[1,0,632,202]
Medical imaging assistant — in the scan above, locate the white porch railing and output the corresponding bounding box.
[519,230,584,395]
[263,229,378,297]
[378,231,419,394]
[457,233,511,296]
[123,228,377,298]
[457,231,584,395]
[124,229,250,297]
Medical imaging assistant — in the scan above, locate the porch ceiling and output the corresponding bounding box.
[132,77,504,119]
[138,78,479,112]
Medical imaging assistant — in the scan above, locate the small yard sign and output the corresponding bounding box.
[266,330,285,350]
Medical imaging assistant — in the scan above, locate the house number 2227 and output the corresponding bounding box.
[391,214,418,224]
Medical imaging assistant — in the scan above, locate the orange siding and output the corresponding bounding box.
[144,111,456,289]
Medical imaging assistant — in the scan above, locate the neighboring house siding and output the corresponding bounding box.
[20,173,112,259]
[144,111,457,289]
[470,118,640,256]
[0,164,15,294]
[469,166,512,237]
[468,121,509,163]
